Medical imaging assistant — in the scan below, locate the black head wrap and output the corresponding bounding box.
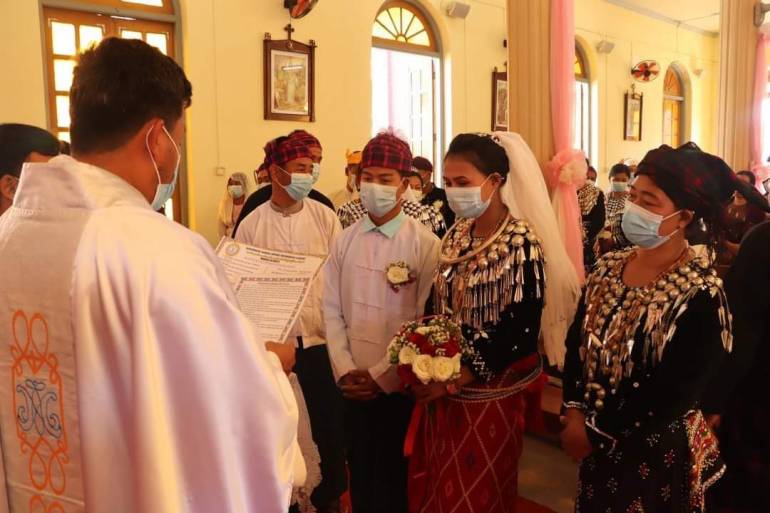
[0,124,60,178]
[636,143,770,245]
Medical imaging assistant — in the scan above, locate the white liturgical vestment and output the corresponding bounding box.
[0,156,301,513]
[323,213,440,392]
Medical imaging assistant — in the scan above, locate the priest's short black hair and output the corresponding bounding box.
[0,124,60,178]
[70,37,192,154]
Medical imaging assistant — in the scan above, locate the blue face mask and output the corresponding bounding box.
[446,176,496,219]
[276,164,318,201]
[611,181,629,193]
[359,182,402,217]
[621,201,681,249]
[146,125,181,211]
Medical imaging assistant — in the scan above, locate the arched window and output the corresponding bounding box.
[574,43,590,160]
[371,1,442,178]
[663,66,685,148]
[42,0,183,222]
[372,0,437,53]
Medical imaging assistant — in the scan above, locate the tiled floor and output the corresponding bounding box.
[518,434,578,513]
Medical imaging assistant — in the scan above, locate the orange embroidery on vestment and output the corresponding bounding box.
[11,311,68,511]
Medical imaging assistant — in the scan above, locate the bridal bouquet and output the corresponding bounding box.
[387,316,472,387]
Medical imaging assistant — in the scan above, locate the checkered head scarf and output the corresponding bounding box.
[635,143,770,223]
[361,131,413,174]
[264,136,313,168]
[288,130,322,151]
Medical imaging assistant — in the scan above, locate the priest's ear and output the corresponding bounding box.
[0,174,18,202]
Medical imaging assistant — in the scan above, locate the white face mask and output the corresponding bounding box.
[446,176,495,219]
[402,187,423,203]
[228,184,244,199]
[359,182,402,217]
[146,125,181,211]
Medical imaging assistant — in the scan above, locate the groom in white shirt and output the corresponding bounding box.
[236,133,347,513]
[323,132,440,513]
[0,38,300,513]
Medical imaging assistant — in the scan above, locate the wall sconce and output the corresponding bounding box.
[755,2,770,27]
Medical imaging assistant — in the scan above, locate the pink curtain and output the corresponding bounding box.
[547,0,586,284]
[751,33,769,187]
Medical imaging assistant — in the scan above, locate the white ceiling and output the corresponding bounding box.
[607,0,721,34]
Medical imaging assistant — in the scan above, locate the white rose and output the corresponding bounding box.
[431,356,455,382]
[398,345,417,365]
[452,353,462,374]
[387,265,410,285]
[412,355,434,384]
[414,326,433,336]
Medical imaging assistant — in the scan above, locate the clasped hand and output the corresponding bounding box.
[339,369,381,401]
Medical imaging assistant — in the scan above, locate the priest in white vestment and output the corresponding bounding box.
[0,38,300,513]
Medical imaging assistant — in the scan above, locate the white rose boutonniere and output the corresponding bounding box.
[385,261,416,292]
[432,199,444,212]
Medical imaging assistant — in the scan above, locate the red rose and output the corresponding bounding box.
[408,332,426,345]
[442,340,460,357]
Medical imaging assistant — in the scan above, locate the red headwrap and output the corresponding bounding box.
[288,130,322,151]
[264,136,313,168]
[361,132,413,174]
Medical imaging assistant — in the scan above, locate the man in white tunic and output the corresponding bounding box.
[0,38,300,513]
[236,133,346,513]
[323,132,440,513]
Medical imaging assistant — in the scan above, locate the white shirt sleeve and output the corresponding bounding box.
[322,235,357,382]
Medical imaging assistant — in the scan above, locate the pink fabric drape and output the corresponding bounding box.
[751,33,769,186]
[548,0,585,284]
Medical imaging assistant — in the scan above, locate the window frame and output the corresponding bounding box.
[372,0,439,56]
[40,0,185,224]
[662,66,685,148]
[574,43,591,162]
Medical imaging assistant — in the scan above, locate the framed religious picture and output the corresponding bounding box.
[264,33,316,122]
[624,88,643,141]
[492,68,508,131]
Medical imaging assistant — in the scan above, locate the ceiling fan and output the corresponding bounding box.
[284,0,319,19]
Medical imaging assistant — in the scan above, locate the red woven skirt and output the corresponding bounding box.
[407,354,544,513]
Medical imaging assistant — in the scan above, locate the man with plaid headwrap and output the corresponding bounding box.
[236,135,347,513]
[232,130,334,237]
[323,132,441,513]
[336,148,446,236]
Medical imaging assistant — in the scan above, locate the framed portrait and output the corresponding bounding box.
[492,69,508,131]
[264,35,316,122]
[624,90,643,141]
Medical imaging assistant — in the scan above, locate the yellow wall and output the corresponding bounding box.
[0,0,720,244]
[179,0,508,243]
[575,0,720,184]
[0,1,47,124]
